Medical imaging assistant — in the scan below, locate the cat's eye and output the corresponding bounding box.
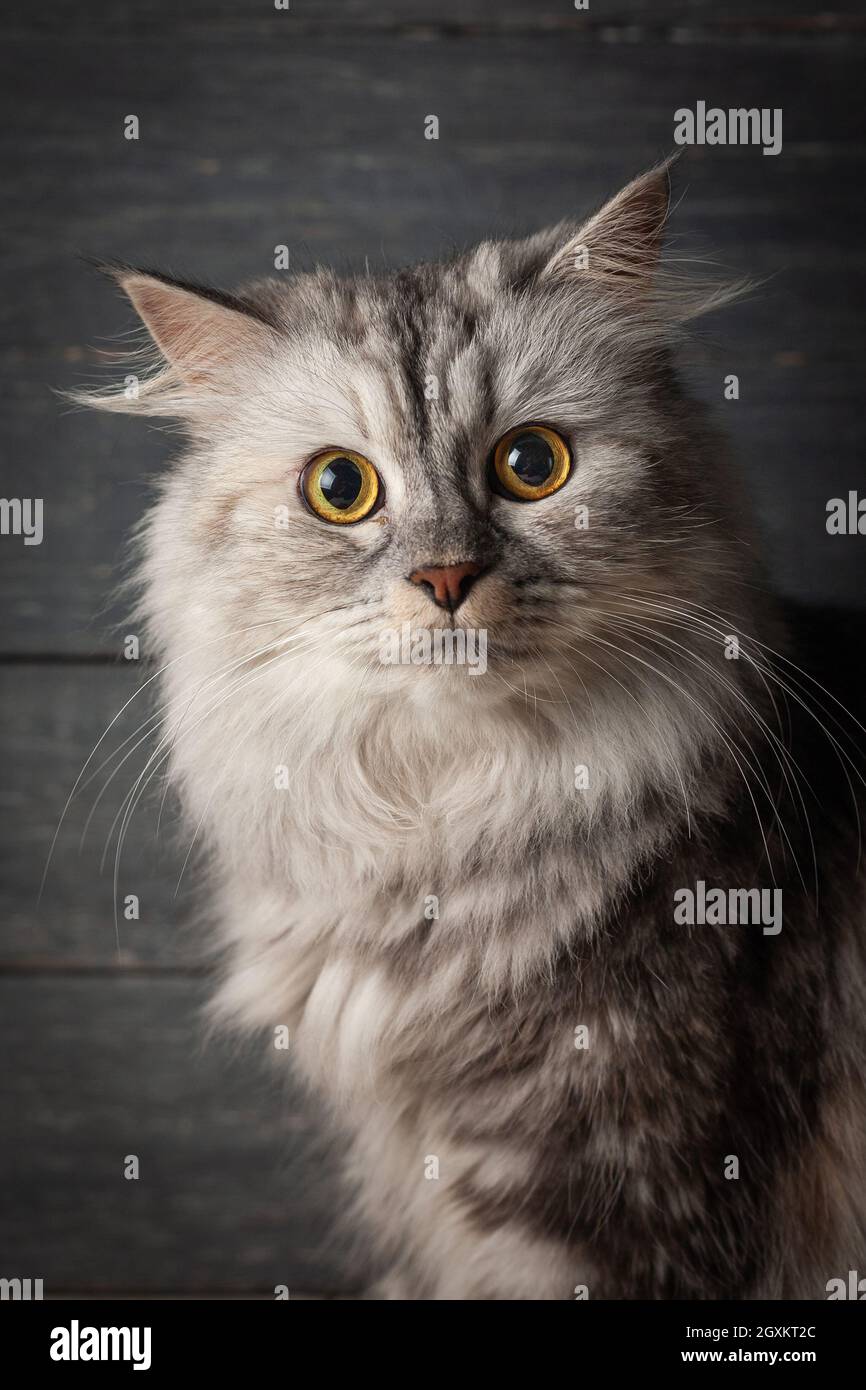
[490,424,572,502]
[300,448,382,524]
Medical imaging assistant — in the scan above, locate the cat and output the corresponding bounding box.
[76,163,866,1299]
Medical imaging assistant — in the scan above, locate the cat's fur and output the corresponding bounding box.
[80,166,866,1298]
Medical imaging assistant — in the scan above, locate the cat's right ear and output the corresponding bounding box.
[71,267,278,415]
[540,162,673,295]
[536,158,750,321]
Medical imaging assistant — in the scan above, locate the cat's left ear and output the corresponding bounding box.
[540,160,674,294]
[114,269,277,388]
[71,266,280,416]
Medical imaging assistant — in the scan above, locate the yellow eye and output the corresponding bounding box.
[300,449,382,524]
[491,424,572,501]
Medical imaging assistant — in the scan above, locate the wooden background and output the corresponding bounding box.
[1,0,864,1298]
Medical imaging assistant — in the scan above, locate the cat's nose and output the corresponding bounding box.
[408,560,484,612]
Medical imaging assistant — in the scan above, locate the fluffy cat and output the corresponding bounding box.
[78,164,866,1299]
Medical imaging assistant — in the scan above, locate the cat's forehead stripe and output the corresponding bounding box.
[387,271,433,449]
[349,268,499,471]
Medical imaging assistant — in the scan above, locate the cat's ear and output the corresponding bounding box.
[71,267,278,415]
[540,161,673,294]
[117,270,275,386]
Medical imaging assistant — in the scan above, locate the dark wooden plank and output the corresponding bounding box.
[1,27,865,651]
[4,1,864,38]
[0,974,362,1295]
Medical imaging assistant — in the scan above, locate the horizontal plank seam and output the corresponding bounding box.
[43,1287,366,1300]
[4,20,866,45]
[0,653,147,666]
[0,962,210,977]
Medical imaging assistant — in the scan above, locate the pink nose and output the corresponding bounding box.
[408,560,483,612]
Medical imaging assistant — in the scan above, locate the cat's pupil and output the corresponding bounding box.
[506,433,554,487]
[319,457,362,509]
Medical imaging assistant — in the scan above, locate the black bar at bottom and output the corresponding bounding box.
[1,1297,861,1375]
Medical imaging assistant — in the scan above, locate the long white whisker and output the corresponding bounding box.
[548,622,778,877]
[38,614,307,904]
[599,612,818,903]
[544,628,694,838]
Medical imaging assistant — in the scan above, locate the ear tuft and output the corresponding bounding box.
[541,159,675,293]
[67,267,279,416]
[114,270,275,385]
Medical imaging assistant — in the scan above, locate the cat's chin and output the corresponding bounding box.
[378,641,565,719]
[371,647,511,714]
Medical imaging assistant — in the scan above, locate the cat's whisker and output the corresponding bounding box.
[567,604,813,826]
[82,628,315,851]
[106,623,344,850]
[113,609,385,881]
[539,644,599,742]
[623,590,866,751]
[543,628,695,839]
[39,612,318,903]
[590,627,812,889]
[548,622,784,878]
[104,630,345,936]
[151,618,366,834]
[172,643,376,900]
[598,613,819,903]
[616,591,866,866]
[85,624,331,859]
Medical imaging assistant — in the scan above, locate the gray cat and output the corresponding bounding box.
[77,164,866,1298]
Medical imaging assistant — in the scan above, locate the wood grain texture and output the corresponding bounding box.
[0,975,362,1296]
[5,1,865,37]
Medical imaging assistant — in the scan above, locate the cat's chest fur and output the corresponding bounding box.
[201,684,850,1298]
[214,850,660,1126]
[206,691,677,1097]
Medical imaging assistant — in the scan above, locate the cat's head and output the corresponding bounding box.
[79,163,752,720]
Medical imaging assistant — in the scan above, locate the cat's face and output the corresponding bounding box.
[89,165,743,714]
